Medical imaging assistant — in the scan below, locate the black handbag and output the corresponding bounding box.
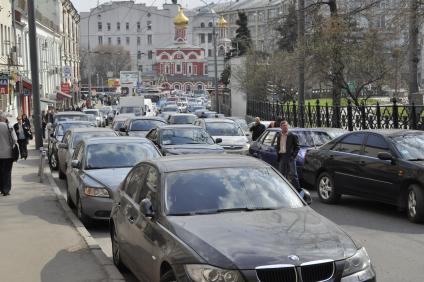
[7,125,19,162]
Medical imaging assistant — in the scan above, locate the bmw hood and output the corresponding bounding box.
[212,136,248,146]
[128,131,148,137]
[167,207,357,269]
[83,168,132,191]
[163,144,225,155]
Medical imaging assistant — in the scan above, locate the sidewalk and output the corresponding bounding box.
[0,144,110,282]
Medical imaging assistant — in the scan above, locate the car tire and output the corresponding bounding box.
[66,180,75,208]
[111,224,127,272]
[76,193,92,227]
[407,185,424,223]
[317,172,341,204]
[160,270,177,282]
[49,152,58,171]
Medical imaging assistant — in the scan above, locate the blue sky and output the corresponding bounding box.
[72,0,206,12]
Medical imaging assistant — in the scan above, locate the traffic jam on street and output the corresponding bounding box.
[44,90,423,282]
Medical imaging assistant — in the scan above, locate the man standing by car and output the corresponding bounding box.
[249,117,266,141]
[276,120,301,191]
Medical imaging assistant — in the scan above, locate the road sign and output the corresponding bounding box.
[61,83,70,94]
[63,66,72,78]
[0,73,9,95]
[120,71,139,86]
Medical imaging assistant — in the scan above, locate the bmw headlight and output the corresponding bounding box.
[342,247,371,277]
[185,264,244,282]
[84,187,110,198]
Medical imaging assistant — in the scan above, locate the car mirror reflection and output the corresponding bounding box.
[300,188,312,205]
[140,198,155,218]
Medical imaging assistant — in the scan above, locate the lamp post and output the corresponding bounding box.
[200,0,220,113]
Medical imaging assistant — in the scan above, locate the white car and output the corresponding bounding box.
[83,109,104,127]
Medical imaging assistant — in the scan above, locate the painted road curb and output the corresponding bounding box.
[44,158,125,282]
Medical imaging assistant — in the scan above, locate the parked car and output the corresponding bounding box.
[120,117,167,137]
[146,125,224,156]
[112,115,130,135]
[227,117,250,140]
[57,128,118,179]
[167,113,197,125]
[303,129,424,223]
[84,109,105,127]
[110,155,375,282]
[194,118,250,154]
[159,104,179,121]
[47,111,90,139]
[66,137,161,224]
[249,128,346,178]
[187,105,205,113]
[48,121,95,170]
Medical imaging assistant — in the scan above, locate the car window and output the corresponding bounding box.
[63,132,71,145]
[257,131,269,143]
[135,166,159,205]
[160,128,214,145]
[125,166,148,200]
[263,131,277,146]
[333,133,365,154]
[205,122,244,136]
[72,143,83,160]
[364,134,390,158]
[71,131,117,149]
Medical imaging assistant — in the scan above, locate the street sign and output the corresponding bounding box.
[63,66,72,78]
[0,73,9,94]
[61,83,70,94]
[120,71,139,86]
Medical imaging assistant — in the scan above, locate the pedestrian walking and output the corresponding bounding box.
[249,117,266,141]
[276,120,301,192]
[42,110,47,139]
[13,116,31,160]
[22,113,31,128]
[0,111,18,196]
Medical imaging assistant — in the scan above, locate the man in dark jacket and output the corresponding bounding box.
[249,117,266,141]
[276,120,301,191]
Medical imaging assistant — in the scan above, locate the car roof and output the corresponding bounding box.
[69,127,114,133]
[353,129,424,137]
[128,117,166,122]
[147,155,269,173]
[56,120,93,125]
[83,137,153,145]
[169,113,196,116]
[202,118,234,123]
[160,125,201,130]
[55,111,86,116]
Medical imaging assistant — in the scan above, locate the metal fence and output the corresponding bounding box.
[247,99,424,131]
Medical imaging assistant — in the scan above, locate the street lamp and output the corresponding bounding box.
[200,0,220,113]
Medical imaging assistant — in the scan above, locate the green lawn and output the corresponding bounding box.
[294,98,378,106]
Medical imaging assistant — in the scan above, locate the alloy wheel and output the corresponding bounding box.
[319,176,332,200]
[408,190,417,218]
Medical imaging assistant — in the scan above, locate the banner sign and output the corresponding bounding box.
[0,73,9,94]
[61,83,70,94]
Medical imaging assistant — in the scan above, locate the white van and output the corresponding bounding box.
[144,99,157,117]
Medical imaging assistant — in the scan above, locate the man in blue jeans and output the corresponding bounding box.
[275,120,301,192]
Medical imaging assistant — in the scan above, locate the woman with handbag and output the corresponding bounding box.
[0,111,18,196]
[14,116,31,160]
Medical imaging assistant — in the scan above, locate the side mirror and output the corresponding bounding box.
[119,127,126,132]
[71,160,81,169]
[140,198,155,218]
[377,152,394,161]
[215,138,223,144]
[300,188,312,205]
[58,143,68,149]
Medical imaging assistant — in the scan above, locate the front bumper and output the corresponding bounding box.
[81,193,113,220]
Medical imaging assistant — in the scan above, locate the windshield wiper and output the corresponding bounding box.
[216,207,277,213]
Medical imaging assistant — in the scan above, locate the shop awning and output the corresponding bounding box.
[57,91,72,99]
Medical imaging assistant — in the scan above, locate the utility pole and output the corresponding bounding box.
[297,0,306,127]
[213,22,219,113]
[408,0,419,104]
[87,14,92,100]
[27,0,42,149]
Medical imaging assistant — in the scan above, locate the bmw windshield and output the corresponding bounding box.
[390,133,424,161]
[165,167,304,215]
[161,128,214,145]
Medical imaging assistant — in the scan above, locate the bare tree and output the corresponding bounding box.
[408,0,419,103]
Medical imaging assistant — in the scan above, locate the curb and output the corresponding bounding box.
[43,158,125,282]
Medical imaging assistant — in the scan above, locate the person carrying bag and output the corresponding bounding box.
[0,111,18,196]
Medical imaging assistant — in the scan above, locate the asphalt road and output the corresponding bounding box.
[53,171,424,282]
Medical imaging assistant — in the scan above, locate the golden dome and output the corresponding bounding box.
[217,16,228,28]
[174,8,189,27]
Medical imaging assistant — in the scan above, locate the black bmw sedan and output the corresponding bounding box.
[110,155,375,282]
[303,130,424,223]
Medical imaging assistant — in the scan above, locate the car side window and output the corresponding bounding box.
[333,133,365,154]
[263,131,277,146]
[364,134,390,158]
[257,131,269,144]
[72,143,82,160]
[135,166,159,206]
[63,132,70,145]
[125,166,149,200]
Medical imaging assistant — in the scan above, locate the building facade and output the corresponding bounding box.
[0,0,14,113]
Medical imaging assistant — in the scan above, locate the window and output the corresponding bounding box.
[137,22,141,31]
[138,65,143,72]
[98,36,103,45]
[208,22,213,28]
[108,37,112,44]
[333,133,365,154]
[147,34,152,45]
[147,20,152,30]
[107,22,111,31]
[200,33,205,44]
[200,22,205,28]
[126,37,130,45]
[263,131,277,146]
[364,134,390,158]
[208,49,212,57]
[208,33,213,43]
[137,36,141,46]
[135,166,159,205]
[117,37,121,45]
[176,63,181,73]
[125,167,148,200]
[117,22,120,30]
[98,22,102,31]
[126,22,129,30]
[137,51,142,59]
[148,50,153,60]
